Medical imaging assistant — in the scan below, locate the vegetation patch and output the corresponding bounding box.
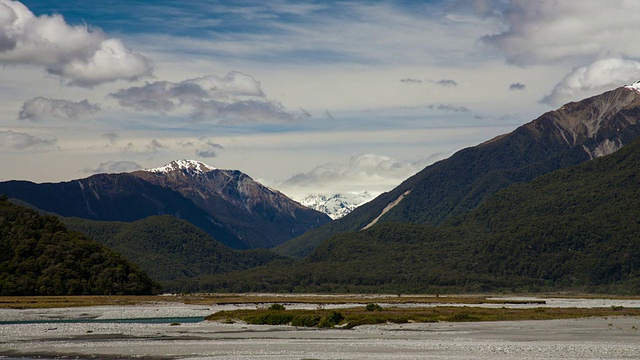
[206,305,640,329]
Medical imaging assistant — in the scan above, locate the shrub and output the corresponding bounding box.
[268,303,286,311]
[365,303,383,311]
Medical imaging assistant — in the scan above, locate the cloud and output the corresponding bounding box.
[82,161,142,174]
[195,139,224,158]
[427,104,469,112]
[509,83,526,91]
[435,79,458,87]
[110,71,303,123]
[282,153,421,193]
[102,132,118,145]
[0,130,57,151]
[18,97,100,121]
[0,0,152,86]
[400,78,422,84]
[542,58,640,105]
[482,1,640,66]
[146,139,168,152]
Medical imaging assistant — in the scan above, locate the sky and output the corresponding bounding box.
[2,0,640,200]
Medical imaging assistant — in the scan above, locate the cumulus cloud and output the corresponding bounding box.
[509,83,526,91]
[542,58,640,105]
[110,71,303,123]
[0,0,152,86]
[483,1,640,66]
[0,130,57,150]
[282,153,421,193]
[18,97,100,121]
[82,161,142,174]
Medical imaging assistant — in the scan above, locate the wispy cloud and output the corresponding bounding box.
[146,139,168,152]
[427,104,469,112]
[18,97,100,121]
[195,139,224,158]
[509,83,526,91]
[483,1,640,66]
[0,0,152,86]
[0,130,57,151]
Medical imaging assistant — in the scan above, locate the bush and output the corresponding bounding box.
[366,303,383,311]
[291,314,321,327]
[268,303,286,311]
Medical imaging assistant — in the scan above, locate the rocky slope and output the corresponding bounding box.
[276,83,640,258]
[0,160,330,249]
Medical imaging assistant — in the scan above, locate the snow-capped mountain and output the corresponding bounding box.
[134,160,331,248]
[300,192,376,219]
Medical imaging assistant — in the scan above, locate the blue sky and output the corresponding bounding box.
[3,0,640,199]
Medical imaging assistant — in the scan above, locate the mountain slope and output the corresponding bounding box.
[0,173,245,249]
[277,84,640,258]
[132,160,331,248]
[0,196,161,295]
[0,160,331,250]
[193,135,640,294]
[64,215,284,292]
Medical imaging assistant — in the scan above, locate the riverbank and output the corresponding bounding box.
[1,296,639,359]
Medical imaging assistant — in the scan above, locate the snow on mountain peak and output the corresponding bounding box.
[300,192,376,219]
[145,159,216,174]
[624,80,640,93]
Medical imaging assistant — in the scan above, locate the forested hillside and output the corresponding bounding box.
[64,215,284,292]
[0,196,161,295]
[189,136,640,294]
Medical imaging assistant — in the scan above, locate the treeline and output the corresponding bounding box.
[0,196,161,295]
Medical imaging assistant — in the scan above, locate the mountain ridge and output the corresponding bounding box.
[276,84,640,258]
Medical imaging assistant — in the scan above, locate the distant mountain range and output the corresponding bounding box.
[276,82,640,258]
[0,159,331,249]
[299,192,375,219]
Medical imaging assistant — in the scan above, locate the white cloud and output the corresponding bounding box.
[0,130,57,150]
[110,72,304,122]
[542,58,640,105]
[483,0,640,66]
[282,153,421,194]
[18,97,100,121]
[0,0,152,86]
[82,161,142,174]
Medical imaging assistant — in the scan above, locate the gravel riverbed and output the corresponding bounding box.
[1,298,639,359]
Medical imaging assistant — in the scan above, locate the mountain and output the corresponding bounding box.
[299,192,375,219]
[132,160,331,248]
[64,215,284,292]
[188,135,640,294]
[0,160,330,250]
[0,196,161,295]
[276,83,640,258]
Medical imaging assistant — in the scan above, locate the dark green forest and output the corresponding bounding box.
[0,196,161,295]
[64,215,284,291]
[180,137,640,294]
